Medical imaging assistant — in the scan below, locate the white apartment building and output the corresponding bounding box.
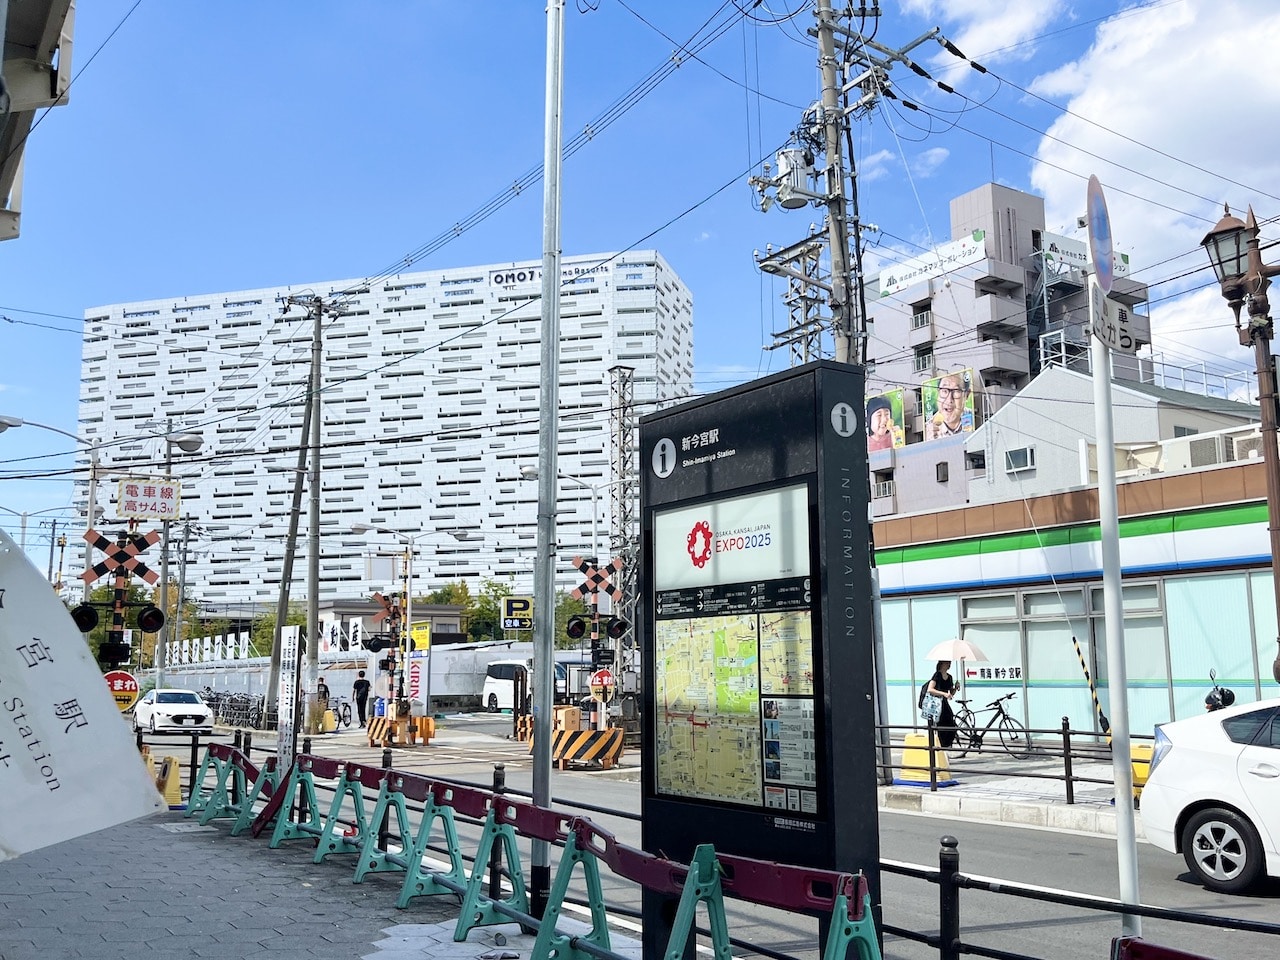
[78,251,693,604]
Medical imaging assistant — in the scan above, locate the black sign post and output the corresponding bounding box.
[639,362,877,956]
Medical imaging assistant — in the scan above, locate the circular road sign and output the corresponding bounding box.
[1086,174,1114,295]
[589,668,616,703]
[104,670,140,712]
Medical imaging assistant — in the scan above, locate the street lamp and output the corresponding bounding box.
[155,421,203,688]
[351,524,474,715]
[1201,205,1280,684]
[0,503,75,552]
[0,416,101,601]
[519,463,605,563]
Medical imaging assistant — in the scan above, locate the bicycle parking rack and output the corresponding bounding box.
[191,743,883,960]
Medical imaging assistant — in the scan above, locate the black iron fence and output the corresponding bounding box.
[875,718,1147,802]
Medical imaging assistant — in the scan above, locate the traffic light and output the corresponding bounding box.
[136,605,165,633]
[605,616,630,640]
[565,615,587,640]
[70,604,99,633]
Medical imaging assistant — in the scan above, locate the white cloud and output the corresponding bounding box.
[1027,0,1280,377]
[900,0,1069,72]
[858,148,897,183]
[695,230,713,242]
[911,147,950,178]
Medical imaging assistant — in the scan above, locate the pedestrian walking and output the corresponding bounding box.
[353,670,371,727]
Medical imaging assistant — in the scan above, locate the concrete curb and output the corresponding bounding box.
[880,786,1136,837]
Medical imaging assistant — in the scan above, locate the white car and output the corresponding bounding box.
[132,688,214,735]
[1140,697,1280,893]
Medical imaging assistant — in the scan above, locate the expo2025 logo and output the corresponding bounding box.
[686,521,713,568]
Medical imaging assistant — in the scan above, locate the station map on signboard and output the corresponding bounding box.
[654,614,763,804]
[759,611,814,696]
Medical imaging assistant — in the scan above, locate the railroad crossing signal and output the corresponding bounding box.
[76,528,164,667]
[81,529,161,585]
[570,556,624,603]
[364,592,400,652]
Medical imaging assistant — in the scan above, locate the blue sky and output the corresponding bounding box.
[4,0,1280,565]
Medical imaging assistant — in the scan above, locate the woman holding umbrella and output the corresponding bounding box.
[925,661,958,748]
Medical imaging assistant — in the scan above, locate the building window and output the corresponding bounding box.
[1173,425,1198,438]
[936,462,949,483]
[1005,446,1036,473]
[913,346,934,373]
[911,302,933,329]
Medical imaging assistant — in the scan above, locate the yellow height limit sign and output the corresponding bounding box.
[104,670,140,712]
[502,596,533,631]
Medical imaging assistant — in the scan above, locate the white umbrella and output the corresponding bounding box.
[925,637,989,663]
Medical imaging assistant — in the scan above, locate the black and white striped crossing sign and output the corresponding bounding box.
[570,556,624,602]
[81,529,161,585]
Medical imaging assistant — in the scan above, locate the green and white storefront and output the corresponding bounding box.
[877,500,1279,737]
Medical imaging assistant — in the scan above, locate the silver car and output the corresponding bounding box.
[132,688,214,735]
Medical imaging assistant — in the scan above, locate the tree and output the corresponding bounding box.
[468,579,514,642]
[250,604,306,658]
[555,591,589,650]
[424,581,472,607]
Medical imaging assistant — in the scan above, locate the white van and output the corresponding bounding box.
[481,659,582,712]
[482,660,530,713]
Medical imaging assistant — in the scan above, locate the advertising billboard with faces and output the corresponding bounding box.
[922,368,976,442]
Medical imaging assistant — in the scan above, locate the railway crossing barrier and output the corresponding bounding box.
[190,742,882,960]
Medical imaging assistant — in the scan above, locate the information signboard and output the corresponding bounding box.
[639,362,878,957]
[116,477,181,520]
[502,595,534,630]
[653,484,817,811]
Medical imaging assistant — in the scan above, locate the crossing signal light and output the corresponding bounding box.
[605,617,630,640]
[70,604,99,633]
[136,605,165,633]
[565,615,587,640]
[363,634,393,652]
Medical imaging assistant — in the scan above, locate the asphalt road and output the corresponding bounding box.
[420,718,1280,960]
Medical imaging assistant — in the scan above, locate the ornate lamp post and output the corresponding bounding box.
[1202,205,1280,684]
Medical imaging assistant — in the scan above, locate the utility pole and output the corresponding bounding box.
[44,518,59,582]
[157,415,174,688]
[275,294,331,736]
[266,359,314,707]
[307,296,322,731]
[749,3,940,792]
[815,0,855,364]
[173,520,199,669]
[751,6,936,366]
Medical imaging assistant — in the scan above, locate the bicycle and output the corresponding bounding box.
[327,696,353,730]
[951,692,1030,760]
